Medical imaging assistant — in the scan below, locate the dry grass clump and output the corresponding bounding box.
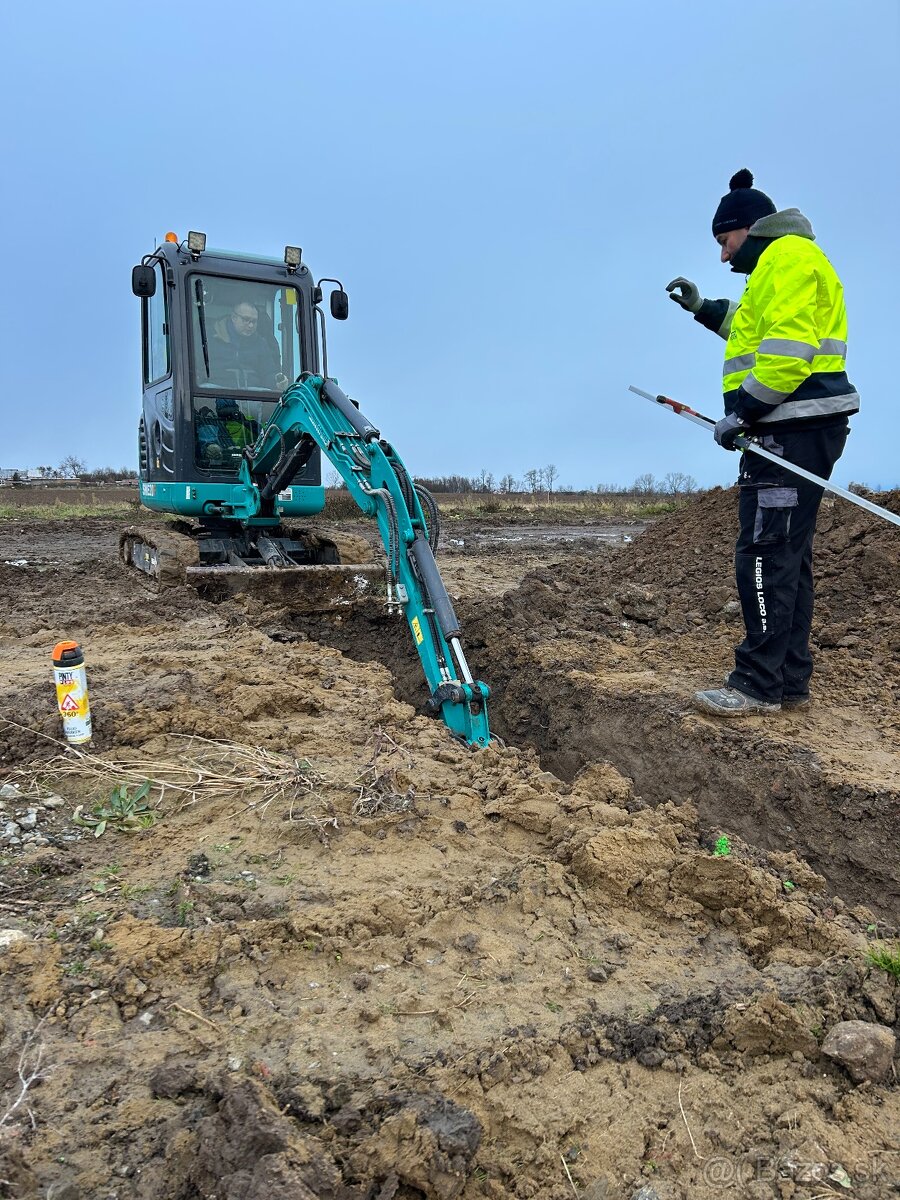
[351,728,416,817]
[8,724,328,823]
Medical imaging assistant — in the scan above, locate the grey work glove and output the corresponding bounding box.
[714,412,749,451]
[666,277,703,313]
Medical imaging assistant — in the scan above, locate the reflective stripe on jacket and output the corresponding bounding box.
[723,234,859,425]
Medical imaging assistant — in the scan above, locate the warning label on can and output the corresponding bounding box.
[54,660,92,743]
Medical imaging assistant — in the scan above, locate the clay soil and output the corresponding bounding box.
[0,491,898,1200]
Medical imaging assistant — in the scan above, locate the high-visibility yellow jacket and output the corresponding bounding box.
[696,209,859,427]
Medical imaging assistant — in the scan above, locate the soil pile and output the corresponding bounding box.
[473,487,900,664]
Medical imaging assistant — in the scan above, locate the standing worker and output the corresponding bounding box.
[666,170,859,716]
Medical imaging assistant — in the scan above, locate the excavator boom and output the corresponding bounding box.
[240,374,491,747]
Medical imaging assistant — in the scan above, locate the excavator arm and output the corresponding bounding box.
[238,374,491,748]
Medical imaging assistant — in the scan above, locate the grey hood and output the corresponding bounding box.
[749,207,815,241]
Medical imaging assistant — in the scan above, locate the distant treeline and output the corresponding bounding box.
[408,467,701,498]
[5,459,138,483]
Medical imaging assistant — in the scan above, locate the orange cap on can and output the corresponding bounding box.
[52,641,83,666]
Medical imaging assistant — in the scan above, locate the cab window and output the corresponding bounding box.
[143,261,170,384]
[190,276,302,394]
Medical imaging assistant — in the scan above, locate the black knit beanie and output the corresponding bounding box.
[712,169,776,236]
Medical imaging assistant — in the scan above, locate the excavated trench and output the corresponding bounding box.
[269,601,900,924]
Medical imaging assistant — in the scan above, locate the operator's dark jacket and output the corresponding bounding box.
[208,316,281,390]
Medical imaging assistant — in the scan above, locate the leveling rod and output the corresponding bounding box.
[628,385,900,530]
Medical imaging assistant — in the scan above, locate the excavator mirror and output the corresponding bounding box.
[132,265,157,298]
[330,289,349,321]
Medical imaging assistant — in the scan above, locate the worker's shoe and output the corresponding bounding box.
[693,686,781,717]
[781,694,811,710]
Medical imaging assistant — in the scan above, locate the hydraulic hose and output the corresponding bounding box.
[415,484,441,552]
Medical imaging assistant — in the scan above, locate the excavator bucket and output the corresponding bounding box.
[119,524,385,611]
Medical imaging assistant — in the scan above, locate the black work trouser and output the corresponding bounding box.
[726,421,848,703]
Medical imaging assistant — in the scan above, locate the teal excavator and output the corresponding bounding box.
[124,231,490,746]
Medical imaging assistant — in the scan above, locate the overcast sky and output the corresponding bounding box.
[2,0,897,489]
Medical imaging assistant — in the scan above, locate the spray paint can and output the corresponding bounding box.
[52,641,92,745]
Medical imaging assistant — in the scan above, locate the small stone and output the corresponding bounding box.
[587,965,608,983]
[0,784,23,800]
[636,1048,666,1069]
[822,1019,896,1083]
[0,929,29,951]
[227,1055,243,1071]
[149,1063,198,1098]
[631,1187,661,1200]
[351,973,370,991]
[862,972,897,1025]
[2,821,21,839]
[42,796,66,808]
[19,810,38,829]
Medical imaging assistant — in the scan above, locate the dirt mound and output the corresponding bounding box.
[472,486,900,657]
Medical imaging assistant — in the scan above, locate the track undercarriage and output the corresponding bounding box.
[119,523,385,609]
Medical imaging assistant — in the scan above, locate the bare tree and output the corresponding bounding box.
[543,463,559,500]
[498,474,517,494]
[325,469,344,489]
[523,468,542,495]
[59,455,87,479]
[632,472,657,495]
[661,471,698,497]
[474,468,495,493]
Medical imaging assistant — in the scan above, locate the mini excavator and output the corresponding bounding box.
[125,232,490,746]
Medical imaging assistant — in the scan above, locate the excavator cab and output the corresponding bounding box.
[133,235,331,516]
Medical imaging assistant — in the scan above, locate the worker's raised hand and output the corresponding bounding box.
[665,277,703,313]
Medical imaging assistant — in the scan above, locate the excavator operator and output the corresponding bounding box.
[207,301,287,392]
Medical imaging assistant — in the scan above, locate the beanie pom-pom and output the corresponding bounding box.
[729,168,754,191]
